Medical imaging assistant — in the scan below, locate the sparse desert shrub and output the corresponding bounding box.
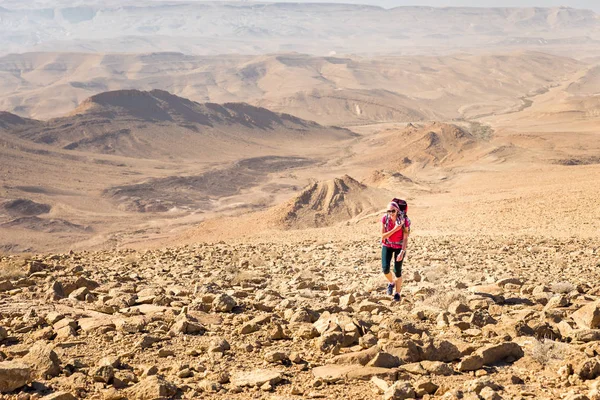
[468,121,494,141]
[554,254,567,269]
[551,281,576,294]
[250,255,266,268]
[423,289,467,310]
[530,338,568,366]
[231,271,255,286]
[0,253,32,280]
[122,253,140,266]
[422,264,449,283]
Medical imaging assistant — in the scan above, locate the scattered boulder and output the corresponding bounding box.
[384,381,415,400]
[332,347,379,366]
[41,392,78,400]
[366,352,401,368]
[571,301,600,329]
[126,376,177,399]
[230,369,283,388]
[0,362,31,393]
[458,342,524,371]
[21,341,61,378]
[212,294,236,312]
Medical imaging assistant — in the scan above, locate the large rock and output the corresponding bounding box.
[384,381,416,400]
[366,352,401,369]
[317,331,345,352]
[21,341,61,378]
[571,301,600,329]
[458,342,524,371]
[332,347,379,366]
[169,316,205,335]
[469,284,504,296]
[92,365,115,383]
[126,376,177,399]
[230,369,282,388]
[383,340,422,363]
[211,294,236,312]
[312,365,396,382]
[346,367,397,381]
[420,339,462,362]
[570,329,600,343]
[479,342,524,365]
[469,309,497,328]
[78,317,116,333]
[457,355,485,372]
[239,315,270,334]
[312,365,358,382]
[0,279,15,292]
[0,362,31,393]
[575,358,600,380]
[420,360,454,376]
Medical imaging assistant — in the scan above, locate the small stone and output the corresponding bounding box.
[41,392,77,400]
[448,301,470,314]
[289,352,303,364]
[158,349,175,358]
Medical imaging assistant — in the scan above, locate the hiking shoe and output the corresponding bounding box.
[386,283,395,295]
[393,293,401,302]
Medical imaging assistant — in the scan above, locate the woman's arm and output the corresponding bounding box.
[401,227,409,250]
[396,228,410,261]
[381,222,403,240]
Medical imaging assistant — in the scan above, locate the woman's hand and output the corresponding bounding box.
[396,250,405,261]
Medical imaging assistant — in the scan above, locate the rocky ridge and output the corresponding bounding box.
[0,235,598,399]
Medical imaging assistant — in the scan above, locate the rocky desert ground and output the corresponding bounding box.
[1,2,600,400]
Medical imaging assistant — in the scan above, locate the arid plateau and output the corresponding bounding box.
[0,2,599,400]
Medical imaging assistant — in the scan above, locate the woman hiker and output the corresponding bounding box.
[381,199,411,301]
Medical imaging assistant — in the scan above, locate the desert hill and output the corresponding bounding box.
[350,122,491,179]
[6,89,354,160]
[265,175,388,229]
[0,51,584,124]
[0,111,41,131]
[0,199,51,218]
[567,65,600,95]
[69,89,320,130]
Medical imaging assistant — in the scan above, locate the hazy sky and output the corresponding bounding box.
[252,0,600,11]
[1,0,598,11]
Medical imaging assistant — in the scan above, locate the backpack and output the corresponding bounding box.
[391,198,408,214]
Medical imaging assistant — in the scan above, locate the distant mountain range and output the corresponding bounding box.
[0,51,585,123]
[0,89,354,159]
[1,2,599,56]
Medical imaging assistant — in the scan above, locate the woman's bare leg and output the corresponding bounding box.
[395,276,403,294]
[384,272,394,283]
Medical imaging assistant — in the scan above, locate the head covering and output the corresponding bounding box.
[388,202,400,211]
